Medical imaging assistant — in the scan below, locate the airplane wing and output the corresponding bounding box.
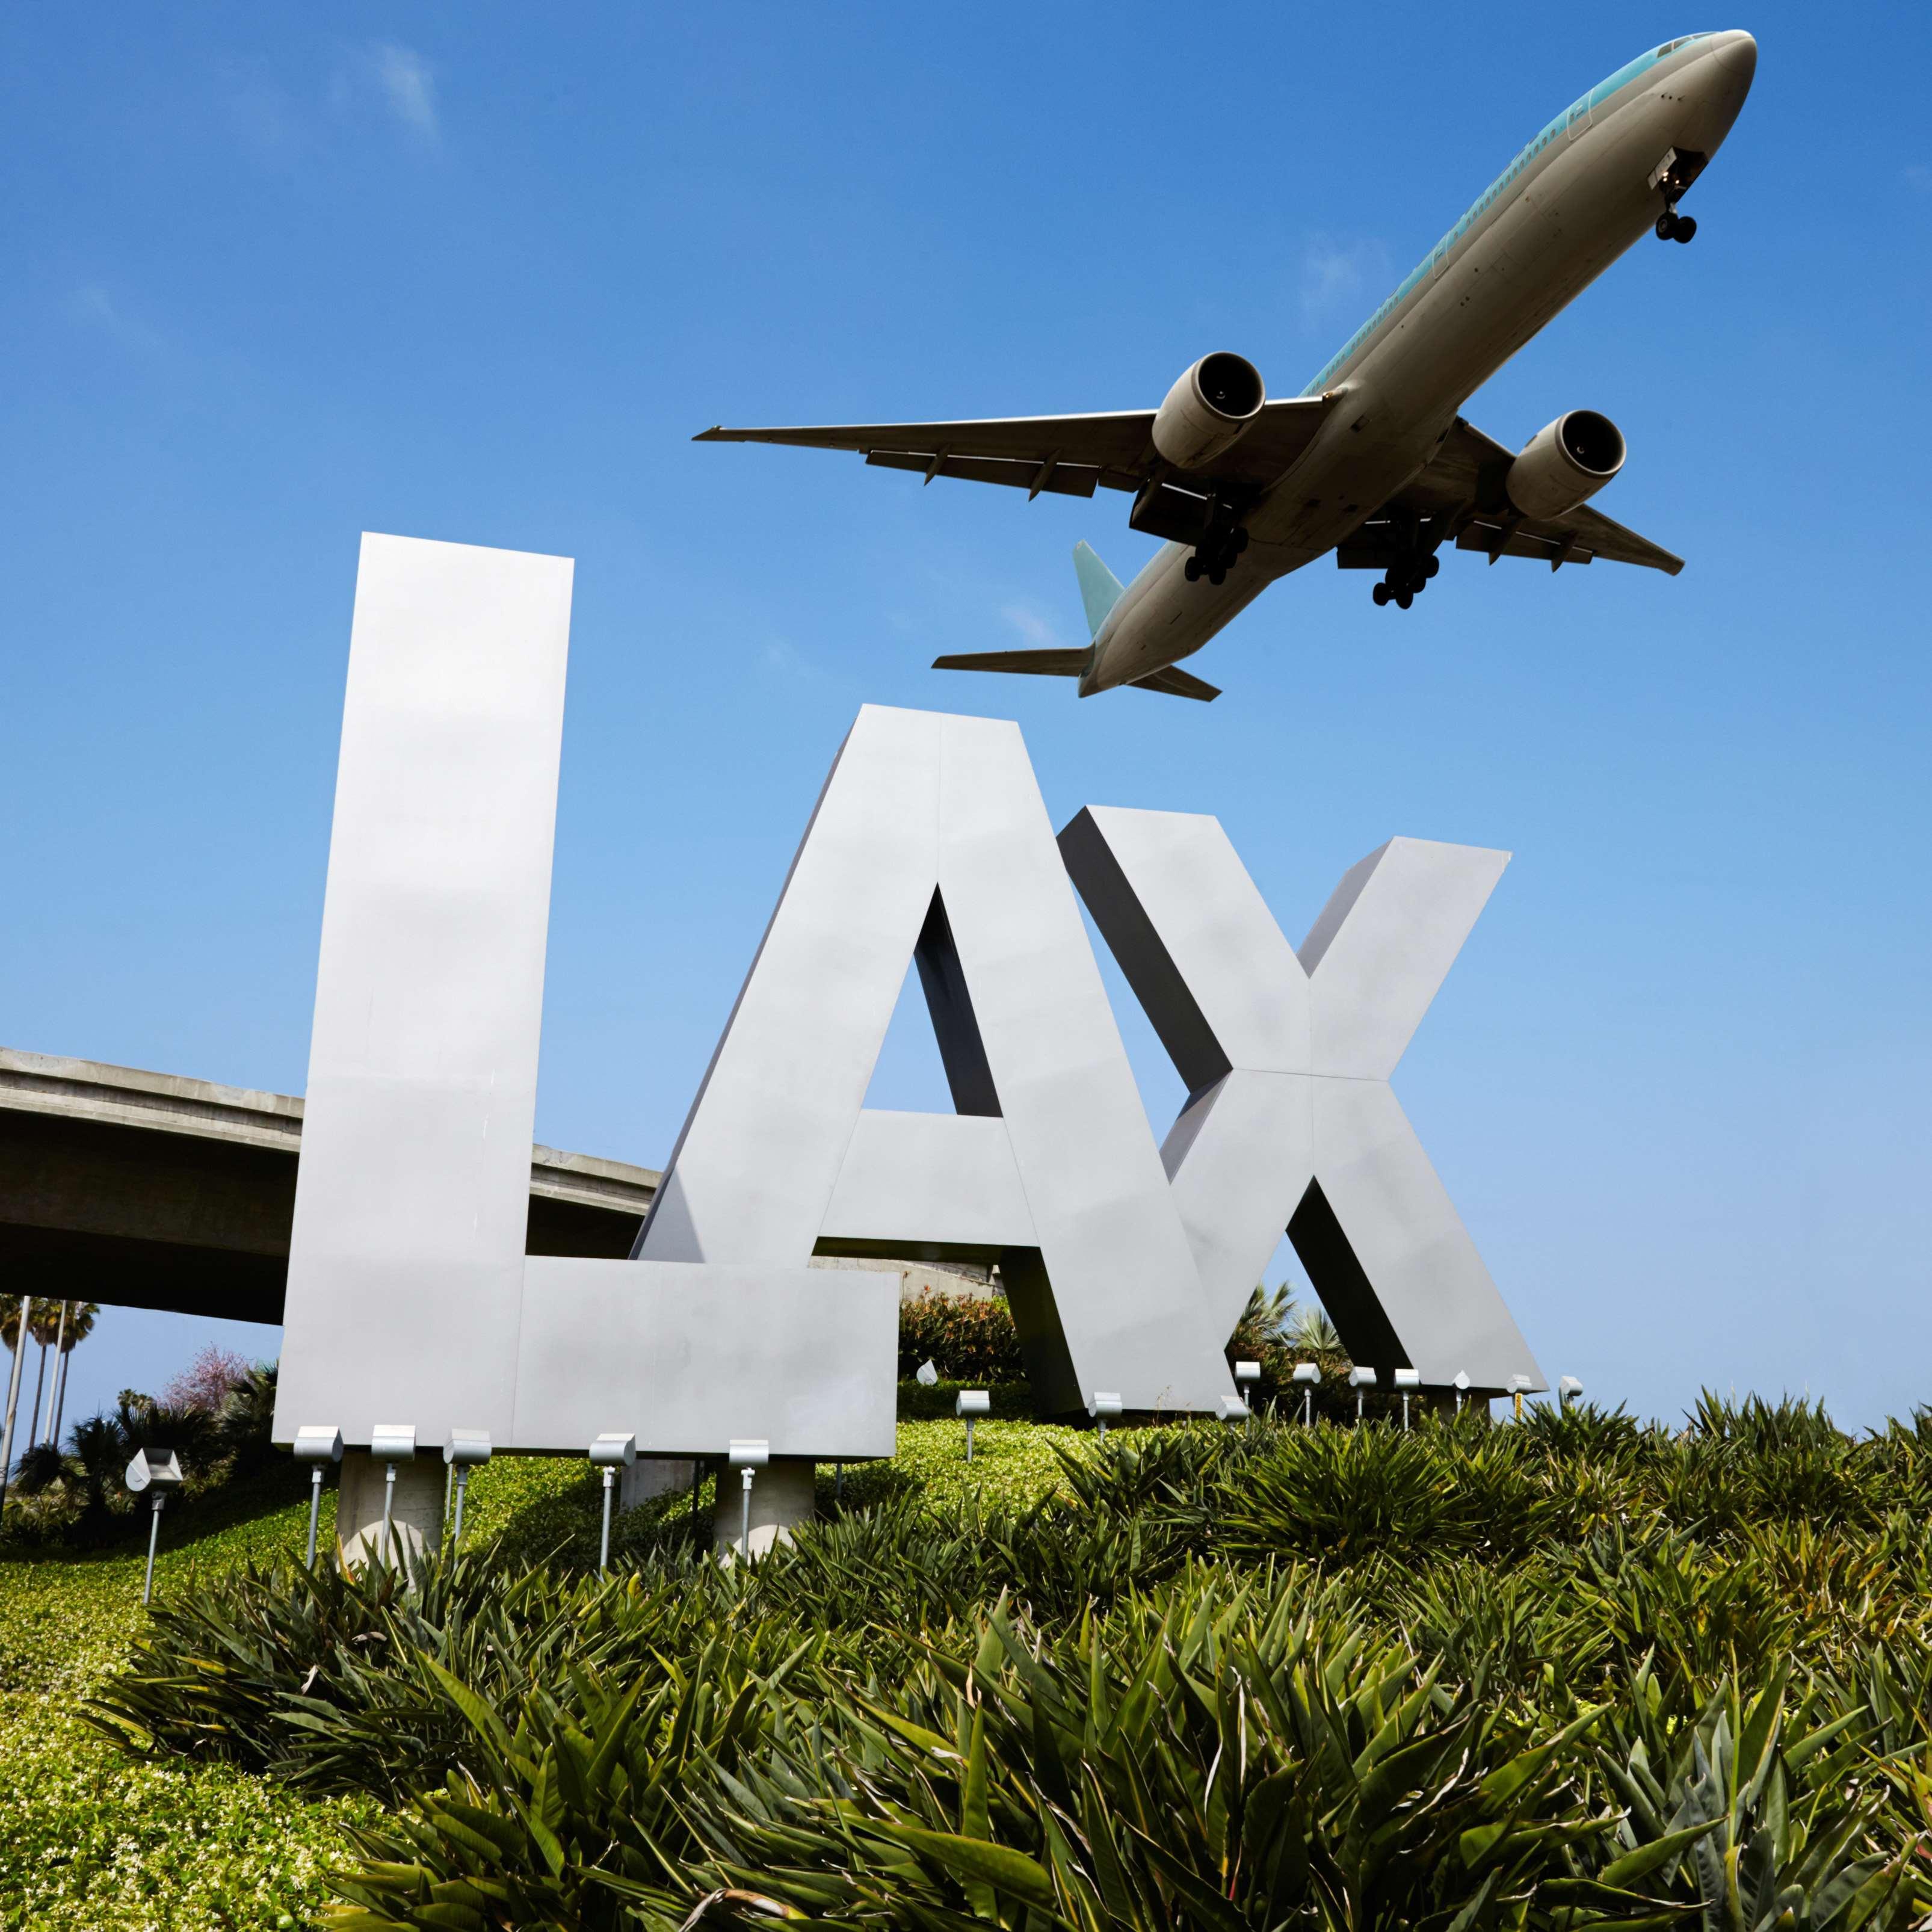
[1361,418,1684,575]
[694,395,1338,501]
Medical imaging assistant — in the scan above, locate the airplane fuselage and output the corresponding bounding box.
[1082,30,1758,694]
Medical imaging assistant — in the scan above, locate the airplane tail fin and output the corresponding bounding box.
[931,649,1088,679]
[1073,540,1126,640]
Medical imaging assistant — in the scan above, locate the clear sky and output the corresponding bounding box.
[2,5,1928,1436]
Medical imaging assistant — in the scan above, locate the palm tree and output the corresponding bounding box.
[45,1303,97,1448]
[23,1299,62,1457]
[1285,1303,1345,1356]
[0,1294,33,1514]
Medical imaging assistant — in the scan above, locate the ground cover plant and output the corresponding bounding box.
[20,1393,1929,1931]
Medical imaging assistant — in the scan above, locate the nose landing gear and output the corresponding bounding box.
[1649,147,1707,244]
[1371,552,1437,611]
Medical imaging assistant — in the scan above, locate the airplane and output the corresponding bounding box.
[696,31,1758,703]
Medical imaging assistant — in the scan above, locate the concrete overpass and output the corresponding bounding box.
[0,1048,987,1325]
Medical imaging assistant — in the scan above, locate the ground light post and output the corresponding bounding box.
[1293,1362,1320,1424]
[293,1425,342,1566]
[728,1439,770,1560]
[1395,1367,1421,1431]
[1233,1359,1261,1415]
[369,1425,416,1567]
[1558,1375,1584,1410]
[1090,1391,1122,1439]
[125,1447,184,1604]
[1454,1371,1471,1415]
[589,1434,635,1575]
[445,1430,491,1546]
[956,1388,989,1461]
[1509,1374,1532,1421]
[1218,1393,1249,1425]
[1349,1365,1376,1423]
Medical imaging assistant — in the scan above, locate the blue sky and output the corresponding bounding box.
[2,5,1928,1434]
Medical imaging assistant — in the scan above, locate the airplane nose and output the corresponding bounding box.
[1710,29,1758,88]
[1687,29,1756,141]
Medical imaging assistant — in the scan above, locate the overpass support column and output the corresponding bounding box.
[335,1449,445,1569]
[711,1455,815,1560]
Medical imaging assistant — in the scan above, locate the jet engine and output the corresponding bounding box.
[1504,410,1626,520]
[1151,353,1265,472]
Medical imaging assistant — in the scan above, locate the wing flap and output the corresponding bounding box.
[866,450,1101,498]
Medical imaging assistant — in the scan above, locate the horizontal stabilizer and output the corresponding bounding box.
[1128,665,1221,702]
[931,649,1089,679]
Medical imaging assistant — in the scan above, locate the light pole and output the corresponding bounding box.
[1348,1365,1376,1424]
[1089,1391,1122,1439]
[125,1448,184,1604]
[1453,1370,1471,1416]
[955,1389,989,1461]
[1292,1362,1320,1425]
[1558,1375,1584,1410]
[292,1426,342,1567]
[445,1430,492,1547]
[369,1425,416,1568]
[588,1433,637,1574]
[727,1439,770,1560]
[1218,1393,1250,1425]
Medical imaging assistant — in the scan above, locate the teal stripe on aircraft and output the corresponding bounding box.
[1300,34,1718,398]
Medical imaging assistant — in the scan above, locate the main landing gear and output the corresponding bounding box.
[1184,523,1249,587]
[1656,208,1697,243]
[1371,554,1439,611]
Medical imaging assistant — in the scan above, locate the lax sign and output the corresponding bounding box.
[274,536,1540,1460]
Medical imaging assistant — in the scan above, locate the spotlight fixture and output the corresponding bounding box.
[1394,1366,1421,1431]
[292,1425,343,1568]
[914,1360,939,1387]
[727,1439,770,1560]
[955,1388,990,1461]
[1233,1359,1262,1410]
[1089,1391,1123,1439]
[1291,1362,1321,1426]
[1453,1369,1472,1415]
[588,1433,637,1574]
[1507,1373,1532,1421]
[368,1425,417,1568]
[1558,1375,1584,1409]
[1217,1393,1250,1424]
[444,1430,492,1547]
[125,1448,184,1604]
[1347,1365,1377,1424]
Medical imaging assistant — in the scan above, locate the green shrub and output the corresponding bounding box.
[897,1289,1025,1382]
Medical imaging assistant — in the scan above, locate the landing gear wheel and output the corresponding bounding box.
[1656,211,1677,241]
[1184,556,1202,582]
[1230,527,1250,557]
[1672,214,1696,243]
[1423,555,1440,581]
[1372,582,1391,607]
[1395,588,1414,611]
[1208,567,1226,587]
